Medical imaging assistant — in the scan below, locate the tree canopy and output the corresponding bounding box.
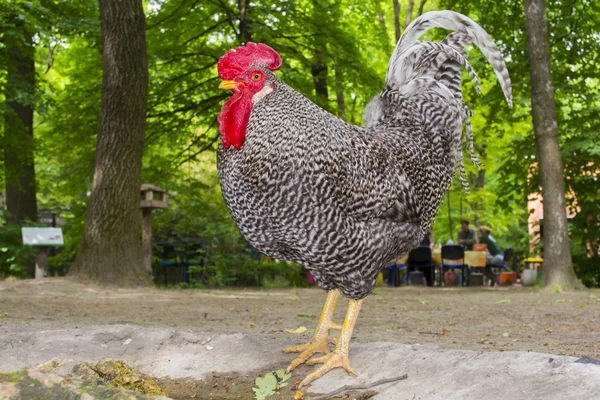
[0,0,598,286]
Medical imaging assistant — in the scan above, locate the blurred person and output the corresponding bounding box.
[457,219,477,250]
[478,226,504,265]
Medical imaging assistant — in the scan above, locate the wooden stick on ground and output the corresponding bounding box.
[309,374,408,400]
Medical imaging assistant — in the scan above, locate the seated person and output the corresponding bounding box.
[478,226,504,265]
[457,219,478,250]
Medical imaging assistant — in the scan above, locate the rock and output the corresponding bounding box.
[0,359,170,399]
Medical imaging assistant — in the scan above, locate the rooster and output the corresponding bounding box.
[216,11,512,388]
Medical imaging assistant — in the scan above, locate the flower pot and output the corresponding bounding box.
[499,272,513,285]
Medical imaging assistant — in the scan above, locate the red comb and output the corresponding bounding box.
[218,43,282,80]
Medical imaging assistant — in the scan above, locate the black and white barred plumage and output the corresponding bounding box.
[217,11,512,299]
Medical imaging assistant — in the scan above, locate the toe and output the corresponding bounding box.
[306,353,333,365]
[284,343,309,353]
[298,352,357,388]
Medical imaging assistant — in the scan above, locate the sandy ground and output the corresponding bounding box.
[1,278,600,399]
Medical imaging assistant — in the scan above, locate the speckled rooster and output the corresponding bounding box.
[216,11,512,387]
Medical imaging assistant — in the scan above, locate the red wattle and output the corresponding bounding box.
[218,92,253,150]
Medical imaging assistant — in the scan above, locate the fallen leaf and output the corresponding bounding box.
[442,328,450,335]
[502,332,509,338]
[294,391,304,400]
[496,299,512,304]
[297,313,315,318]
[284,326,307,334]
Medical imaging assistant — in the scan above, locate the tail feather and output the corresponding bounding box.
[387,10,512,107]
[406,40,481,98]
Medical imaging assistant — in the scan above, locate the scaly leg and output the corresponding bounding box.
[284,289,343,372]
[299,298,363,388]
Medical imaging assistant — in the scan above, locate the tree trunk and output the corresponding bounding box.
[237,0,252,42]
[69,0,151,287]
[404,0,415,28]
[523,0,579,289]
[393,0,401,43]
[417,0,428,17]
[3,19,38,225]
[311,0,328,109]
[333,58,346,121]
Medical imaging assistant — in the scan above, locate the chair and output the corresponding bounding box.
[487,247,513,273]
[440,245,470,286]
[386,258,408,287]
[155,241,183,287]
[408,246,434,286]
[182,242,207,284]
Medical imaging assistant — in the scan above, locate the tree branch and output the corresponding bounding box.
[147,0,191,30]
[309,374,408,400]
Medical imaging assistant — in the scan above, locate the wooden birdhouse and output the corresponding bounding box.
[140,184,168,210]
[140,184,168,278]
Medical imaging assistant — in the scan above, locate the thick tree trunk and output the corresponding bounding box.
[523,0,579,289]
[69,0,150,287]
[393,0,401,43]
[3,20,38,225]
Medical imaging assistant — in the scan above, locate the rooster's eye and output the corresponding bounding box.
[251,73,262,81]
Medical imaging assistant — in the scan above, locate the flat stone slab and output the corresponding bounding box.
[1,324,599,399]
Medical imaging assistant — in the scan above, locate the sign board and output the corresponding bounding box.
[22,227,64,246]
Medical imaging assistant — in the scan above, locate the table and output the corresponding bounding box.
[523,257,543,270]
[464,251,487,268]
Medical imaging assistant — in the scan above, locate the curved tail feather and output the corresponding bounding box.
[387,10,512,107]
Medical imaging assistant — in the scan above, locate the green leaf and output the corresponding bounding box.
[253,373,278,400]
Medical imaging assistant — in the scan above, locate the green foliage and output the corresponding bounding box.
[0,216,35,278]
[0,0,598,286]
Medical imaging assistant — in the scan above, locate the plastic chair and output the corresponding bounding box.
[386,259,408,287]
[487,247,513,273]
[408,246,434,286]
[440,245,470,286]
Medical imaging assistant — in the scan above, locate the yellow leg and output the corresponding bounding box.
[299,298,363,388]
[284,289,342,372]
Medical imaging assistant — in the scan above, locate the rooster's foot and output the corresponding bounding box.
[284,289,342,373]
[299,351,357,388]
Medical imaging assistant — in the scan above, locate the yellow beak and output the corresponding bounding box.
[219,80,243,90]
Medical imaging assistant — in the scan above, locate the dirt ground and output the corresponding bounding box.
[2,278,599,357]
[1,278,600,399]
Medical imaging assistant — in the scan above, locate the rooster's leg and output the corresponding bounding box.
[284,289,343,372]
[298,298,363,388]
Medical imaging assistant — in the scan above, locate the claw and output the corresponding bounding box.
[298,298,363,388]
[299,351,358,388]
[285,339,330,373]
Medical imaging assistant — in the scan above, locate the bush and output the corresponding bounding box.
[0,219,35,279]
